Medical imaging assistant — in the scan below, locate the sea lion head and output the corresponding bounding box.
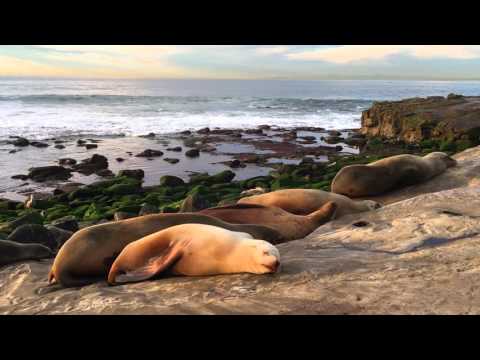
[425,152,457,168]
[248,240,281,274]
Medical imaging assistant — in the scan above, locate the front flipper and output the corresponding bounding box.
[108,239,190,285]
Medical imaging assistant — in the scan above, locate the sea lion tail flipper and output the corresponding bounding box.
[48,269,57,285]
[108,240,188,285]
[308,201,338,225]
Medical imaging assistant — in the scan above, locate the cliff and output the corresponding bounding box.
[0,146,479,314]
[360,94,480,146]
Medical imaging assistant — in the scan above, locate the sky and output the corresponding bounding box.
[1,45,480,80]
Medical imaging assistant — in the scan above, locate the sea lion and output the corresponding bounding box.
[331,152,457,198]
[238,189,381,217]
[0,240,53,267]
[108,224,280,285]
[199,202,337,241]
[48,213,284,287]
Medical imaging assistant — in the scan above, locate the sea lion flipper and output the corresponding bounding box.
[108,240,188,285]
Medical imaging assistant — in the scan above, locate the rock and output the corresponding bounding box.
[299,136,316,141]
[28,166,72,182]
[11,174,29,181]
[59,158,77,166]
[106,183,141,196]
[54,144,66,149]
[335,145,343,152]
[180,130,192,135]
[138,203,158,216]
[324,136,344,144]
[197,127,210,134]
[116,157,125,162]
[228,159,245,168]
[118,169,145,180]
[54,140,65,144]
[77,139,87,146]
[139,133,156,139]
[50,216,79,232]
[25,193,53,209]
[178,193,210,212]
[7,224,57,251]
[245,128,264,135]
[185,149,200,158]
[166,146,182,152]
[11,137,30,147]
[160,175,185,187]
[360,95,480,144]
[114,212,136,221]
[8,212,43,231]
[53,182,84,196]
[164,158,179,164]
[95,169,115,178]
[85,144,98,150]
[258,125,271,130]
[135,149,164,158]
[240,187,267,196]
[30,141,49,148]
[72,154,109,175]
[328,130,342,137]
[44,225,73,249]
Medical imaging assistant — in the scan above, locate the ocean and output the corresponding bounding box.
[2,79,480,141]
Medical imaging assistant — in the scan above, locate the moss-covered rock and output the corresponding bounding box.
[160,175,185,187]
[106,183,141,196]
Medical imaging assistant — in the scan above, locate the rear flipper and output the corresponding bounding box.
[108,239,189,285]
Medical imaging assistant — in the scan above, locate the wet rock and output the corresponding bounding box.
[9,212,43,231]
[258,125,271,130]
[85,144,98,150]
[160,175,185,187]
[116,158,125,162]
[164,158,180,164]
[44,225,73,249]
[185,149,200,157]
[53,182,84,196]
[96,169,115,178]
[299,136,316,141]
[25,193,53,209]
[180,130,192,135]
[59,158,77,166]
[245,128,264,135]
[227,159,245,168]
[197,127,210,134]
[324,136,344,144]
[50,215,79,232]
[72,154,109,175]
[12,137,30,147]
[139,133,156,139]
[335,145,343,152]
[54,144,66,150]
[166,146,182,152]
[114,212,136,221]
[135,149,164,158]
[200,145,216,153]
[118,169,145,180]
[139,203,158,216]
[30,141,49,148]
[76,139,87,146]
[11,174,29,181]
[28,166,72,182]
[7,224,57,251]
[179,193,210,212]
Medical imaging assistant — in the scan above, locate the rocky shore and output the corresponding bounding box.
[1,93,480,314]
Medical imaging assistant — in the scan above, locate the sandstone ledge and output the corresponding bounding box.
[1,146,479,315]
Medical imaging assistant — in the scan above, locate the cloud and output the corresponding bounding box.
[255,46,290,56]
[287,45,480,64]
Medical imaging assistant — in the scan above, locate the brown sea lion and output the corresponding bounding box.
[331,152,457,198]
[238,189,381,217]
[48,213,284,287]
[108,224,280,285]
[199,202,337,241]
[0,240,53,267]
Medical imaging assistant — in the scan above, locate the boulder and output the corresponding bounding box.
[166,146,182,152]
[160,175,185,187]
[50,216,79,232]
[30,141,49,148]
[28,166,72,182]
[96,169,115,178]
[7,224,57,251]
[72,154,108,175]
[197,127,210,134]
[185,149,200,158]
[11,137,30,147]
[178,193,210,212]
[135,149,164,158]
[85,144,98,150]
[11,174,29,181]
[44,225,73,249]
[59,158,77,166]
[54,145,66,150]
[118,169,145,180]
[164,158,180,164]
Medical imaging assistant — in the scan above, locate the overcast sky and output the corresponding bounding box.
[1,45,480,80]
